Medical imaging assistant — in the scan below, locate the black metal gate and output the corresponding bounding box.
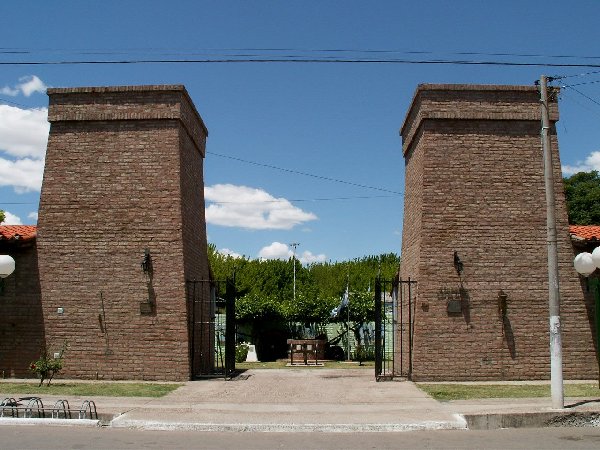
[186,278,236,379]
[375,277,417,381]
[375,278,393,380]
[396,278,417,380]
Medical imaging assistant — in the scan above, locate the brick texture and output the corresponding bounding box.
[0,241,45,378]
[37,85,210,381]
[398,84,597,381]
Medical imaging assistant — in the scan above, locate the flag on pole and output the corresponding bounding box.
[340,286,349,308]
[330,285,349,318]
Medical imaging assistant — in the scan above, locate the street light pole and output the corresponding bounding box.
[539,75,564,409]
[290,243,299,303]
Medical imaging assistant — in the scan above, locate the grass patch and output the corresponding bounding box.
[417,383,600,401]
[237,360,375,369]
[0,382,182,398]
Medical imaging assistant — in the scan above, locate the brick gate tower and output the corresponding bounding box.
[398,84,597,381]
[37,85,210,381]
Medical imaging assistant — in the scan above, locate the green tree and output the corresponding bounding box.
[564,170,600,224]
[0,210,5,224]
[207,243,400,358]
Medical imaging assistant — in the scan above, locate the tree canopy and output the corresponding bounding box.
[207,243,399,326]
[563,170,600,225]
[0,210,4,224]
[208,244,399,359]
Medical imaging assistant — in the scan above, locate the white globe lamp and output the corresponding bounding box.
[574,252,596,276]
[0,255,15,279]
[592,247,600,270]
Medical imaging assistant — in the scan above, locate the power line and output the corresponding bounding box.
[552,69,600,80]
[562,78,600,88]
[0,97,30,108]
[562,85,600,108]
[5,57,600,68]
[4,46,600,61]
[205,194,398,204]
[206,151,402,194]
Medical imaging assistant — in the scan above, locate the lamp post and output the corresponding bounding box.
[0,255,16,294]
[290,243,299,304]
[574,247,600,388]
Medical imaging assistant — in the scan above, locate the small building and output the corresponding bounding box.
[0,226,43,378]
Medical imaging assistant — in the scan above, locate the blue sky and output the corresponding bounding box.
[1,1,600,263]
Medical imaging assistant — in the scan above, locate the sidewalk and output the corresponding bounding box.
[2,369,600,432]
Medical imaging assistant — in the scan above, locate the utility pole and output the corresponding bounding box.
[539,74,564,409]
[290,243,299,303]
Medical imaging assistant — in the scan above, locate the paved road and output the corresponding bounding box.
[1,426,600,449]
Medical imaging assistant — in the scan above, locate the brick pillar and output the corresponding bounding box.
[399,84,597,381]
[37,85,210,381]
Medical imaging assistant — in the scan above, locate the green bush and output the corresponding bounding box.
[352,344,375,363]
[235,343,250,363]
[30,342,67,386]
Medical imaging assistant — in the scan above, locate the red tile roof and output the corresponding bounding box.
[569,225,600,241]
[1,224,597,244]
[0,225,37,242]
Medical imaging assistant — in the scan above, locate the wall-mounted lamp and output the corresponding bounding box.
[140,249,155,315]
[0,255,16,295]
[141,248,152,275]
[574,249,600,277]
[498,290,508,319]
[453,251,463,276]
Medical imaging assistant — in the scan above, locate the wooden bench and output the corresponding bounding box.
[287,339,325,365]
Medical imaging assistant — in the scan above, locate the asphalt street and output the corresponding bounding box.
[2,426,600,449]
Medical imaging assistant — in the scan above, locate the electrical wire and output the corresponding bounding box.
[5,57,600,68]
[4,46,600,61]
[205,194,398,205]
[0,97,30,108]
[562,85,600,108]
[561,78,600,88]
[206,151,402,194]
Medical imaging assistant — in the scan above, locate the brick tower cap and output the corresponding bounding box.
[47,84,208,154]
[400,83,558,156]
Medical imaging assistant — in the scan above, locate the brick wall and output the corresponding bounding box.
[37,85,209,381]
[0,242,45,378]
[399,84,597,381]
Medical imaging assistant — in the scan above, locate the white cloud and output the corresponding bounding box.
[0,75,47,97]
[28,211,39,222]
[258,242,326,264]
[0,105,49,159]
[0,211,23,225]
[219,248,243,259]
[562,151,600,176]
[0,86,19,96]
[258,242,293,260]
[299,250,327,264]
[205,184,317,230]
[0,157,45,192]
[0,104,48,193]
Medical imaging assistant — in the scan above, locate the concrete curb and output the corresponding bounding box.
[0,418,101,427]
[462,411,600,430]
[109,417,468,433]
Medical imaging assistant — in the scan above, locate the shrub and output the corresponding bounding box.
[235,343,250,363]
[30,342,67,386]
[352,344,375,364]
